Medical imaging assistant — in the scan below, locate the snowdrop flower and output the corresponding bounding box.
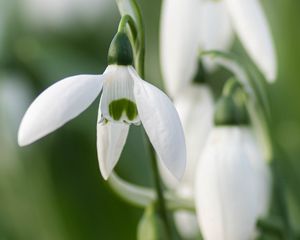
[159,83,214,238]
[160,0,276,97]
[195,90,271,240]
[18,32,186,180]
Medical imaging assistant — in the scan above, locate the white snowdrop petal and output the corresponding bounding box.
[199,1,233,52]
[18,75,103,146]
[96,120,129,180]
[132,71,186,180]
[195,127,271,240]
[160,0,200,97]
[199,1,234,71]
[159,84,214,189]
[225,0,277,82]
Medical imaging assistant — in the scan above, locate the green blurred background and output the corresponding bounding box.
[0,0,299,239]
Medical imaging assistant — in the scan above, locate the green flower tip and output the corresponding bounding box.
[108,32,134,66]
[109,98,138,121]
[193,59,207,84]
[223,77,242,96]
[214,79,249,126]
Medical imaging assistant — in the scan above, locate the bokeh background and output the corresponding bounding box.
[0,0,299,239]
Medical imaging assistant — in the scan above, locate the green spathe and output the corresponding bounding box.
[214,78,250,126]
[109,98,138,121]
[108,32,134,66]
[214,95,249,126]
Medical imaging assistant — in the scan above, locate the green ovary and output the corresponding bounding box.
[109,98,138,121]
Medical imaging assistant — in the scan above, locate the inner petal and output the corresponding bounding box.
[100,65,140,124]
[109,98,138,121]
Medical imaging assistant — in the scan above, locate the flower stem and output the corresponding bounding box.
[129,0,145,78]
[144,136,173,239]
[117,14,138,41]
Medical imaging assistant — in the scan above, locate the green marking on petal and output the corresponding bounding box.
[109,98,138,121]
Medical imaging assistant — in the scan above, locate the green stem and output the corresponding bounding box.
[130,0,145,78]
[108,171,195,212]
[144,136,172,239]
[117,14,138,42]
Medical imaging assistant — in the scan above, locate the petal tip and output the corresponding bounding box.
[163,154,186,182]
[102,172,109,181]
[266,69,277,83]
[174,158,187,181]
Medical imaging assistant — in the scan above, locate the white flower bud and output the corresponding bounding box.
[195,126,271,240]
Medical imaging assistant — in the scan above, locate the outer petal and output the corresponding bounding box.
[18,74,103,146]
[199,1,233,52]
[96,120,129,180]
[132,70,186,180]
[159,84,214,189]
[225,0,277,82]
[160,0,200,97]
[195,127,271,240]
[158,84,213,239]
[198,1,234,71]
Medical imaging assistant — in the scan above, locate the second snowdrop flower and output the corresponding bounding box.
[18,31,186,181]
[195,80,271,240]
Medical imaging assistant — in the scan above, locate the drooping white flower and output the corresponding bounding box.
[160,0,277,96]
[18,32,186,181]
[160,0,233,97]
[160,84,214,188]
[195,126,271,240]
[159,84,214,238]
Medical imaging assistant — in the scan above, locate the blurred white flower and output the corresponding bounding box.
[225,0,277,82]
[195,126,271,240]
[160,0,276,97]
[21,0,114,29]
[18,33,186,181]
[160,0,233,97]
[160,84,214,238]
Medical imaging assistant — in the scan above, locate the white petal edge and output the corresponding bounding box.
[96,120,129,180]
[18,74,103,146]
[160,0,200,97]
[225,0,277,82]
[131,68,186,180]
